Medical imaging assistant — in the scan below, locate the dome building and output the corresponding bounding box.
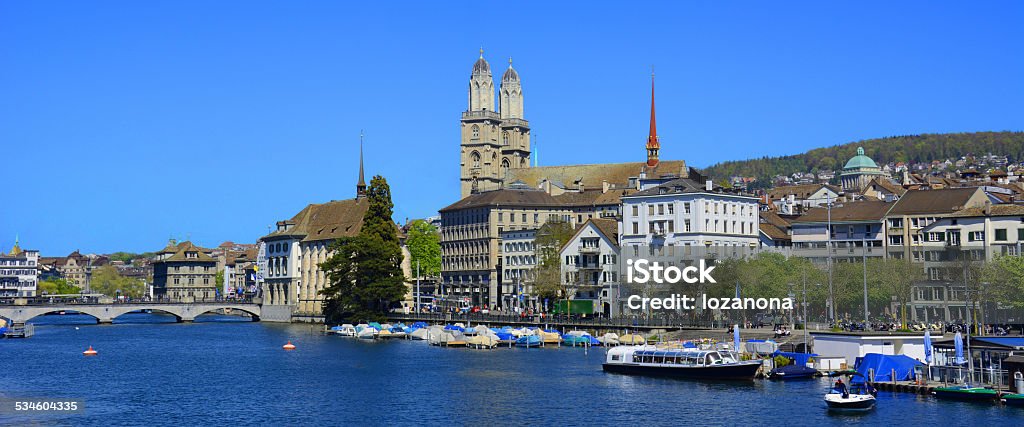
[840,147,887,192]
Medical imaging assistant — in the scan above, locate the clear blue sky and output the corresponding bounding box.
[2,1,1022,255]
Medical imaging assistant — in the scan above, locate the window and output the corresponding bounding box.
[533,214,539,223]
[658,204,664,215]
[471,151,481,168]
[632,222,639,234]
[648,205,654,215]
[995,229,1008,241]
[668,221,674,233]
[472,125,480,138]
[521,213,527,222]
[502,131,509,146]
[668,204,674,215]
[632,206,639,216]
[685,220,691,232]
[684,203,691,214]
[498,212,503,222]
[1019,228,1024,241]
[968,231,984,242]
[889,235,903,246]
[889,218,903,228]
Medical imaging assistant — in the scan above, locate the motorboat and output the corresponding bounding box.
[932,384,1000,401]
[356,327,377,340]
[409,328,430,340]
[768,364,819,380]
[598,333,620,346]
[335,324,357,337]
[619,334,646,345]
[824,390,876,412]
[467,335,498,349]
[602,345,762,380]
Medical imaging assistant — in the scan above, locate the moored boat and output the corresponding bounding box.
[932,385,1000,401]
[516,335,542,348]
[1002,393,1024,407]
[602,345,761,380]
[768,364,819,380]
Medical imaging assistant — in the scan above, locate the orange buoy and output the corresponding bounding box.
[83,346,98,356]
[282,341,296,350]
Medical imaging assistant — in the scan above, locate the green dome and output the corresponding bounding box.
[844,147,878,170]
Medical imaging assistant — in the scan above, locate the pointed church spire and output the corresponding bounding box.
[357,130,367,198]
[646,68,660,168]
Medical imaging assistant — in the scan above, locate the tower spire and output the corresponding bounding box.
[357,130,367,198]
[646,69,660,168]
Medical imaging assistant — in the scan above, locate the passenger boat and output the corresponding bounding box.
[932,385,1000,401]
[602,346,762,380]
[767,364,819,380]
[1001,393,1024,407]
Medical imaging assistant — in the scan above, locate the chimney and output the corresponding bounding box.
[602,180,610,193]
[984,199,992,216]
[706,180,713,191]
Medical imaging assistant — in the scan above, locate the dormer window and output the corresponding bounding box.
[186,252,198,259]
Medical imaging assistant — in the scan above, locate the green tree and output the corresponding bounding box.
[37,278,81,295]
[983,254,1024,309]
[405,220,441,278]
[532,219,576,301]
[215,270,224,292]
[89,265,146,298]
[874,257,921,328]
[320,175,407,323]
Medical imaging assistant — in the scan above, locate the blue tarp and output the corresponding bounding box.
[852,353,923,384]
[976,337,1024,348]
[773,351,819,367]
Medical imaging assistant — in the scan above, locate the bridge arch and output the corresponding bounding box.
[190,306,260,321]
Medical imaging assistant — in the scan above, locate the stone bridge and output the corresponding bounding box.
[0,302,261,326]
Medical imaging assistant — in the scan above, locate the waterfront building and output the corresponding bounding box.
[459,50,531,198]
[151,240,217,301]
[558,218,621,316]
[258,144,412,322]
[840,147,888,192]
[908,203,1024,322]
[619,173,760,258]
[225,247,258,297]
[789,200,891,264]
[498,228,538,311]
[439,184,572,309]
[0,238,39,297]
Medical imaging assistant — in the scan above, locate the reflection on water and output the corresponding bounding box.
[1,314,1020,425]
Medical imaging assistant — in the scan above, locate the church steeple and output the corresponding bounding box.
[356,131,366,198]
[646,71,660,168]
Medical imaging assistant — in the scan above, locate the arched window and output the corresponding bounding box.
[520,158,527,168]
[502,132,509,146]
[471,125,480,138]
[501,158,510,175]
[471,151,481,168]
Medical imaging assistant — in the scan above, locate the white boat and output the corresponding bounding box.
[824,392,876,412]
[357,328,377,339]
[337,324,356,337]
[603,345,762,380]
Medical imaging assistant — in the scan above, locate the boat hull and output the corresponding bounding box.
[602,361,761,380]
[824,395,876,411]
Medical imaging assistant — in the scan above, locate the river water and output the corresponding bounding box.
[1,313,1020,426]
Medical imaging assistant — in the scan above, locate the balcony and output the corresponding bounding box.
[578,246,600,254]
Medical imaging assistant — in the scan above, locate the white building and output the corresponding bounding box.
[811,331,933,367]
[1,239,39,297]
[620,176,760,255]
[559,218,621,316]
[499,228,538,311]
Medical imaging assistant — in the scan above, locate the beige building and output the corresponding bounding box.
[259,145,413,322]
[439,185,572,309]
[152,240,218,301]
[460,51,531,198]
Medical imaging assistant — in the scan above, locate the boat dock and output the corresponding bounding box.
[3,323,34,338]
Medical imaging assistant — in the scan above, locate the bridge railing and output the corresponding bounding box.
[0,296,258,306]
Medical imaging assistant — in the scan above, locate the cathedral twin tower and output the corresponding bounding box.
[460,49,531,198]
